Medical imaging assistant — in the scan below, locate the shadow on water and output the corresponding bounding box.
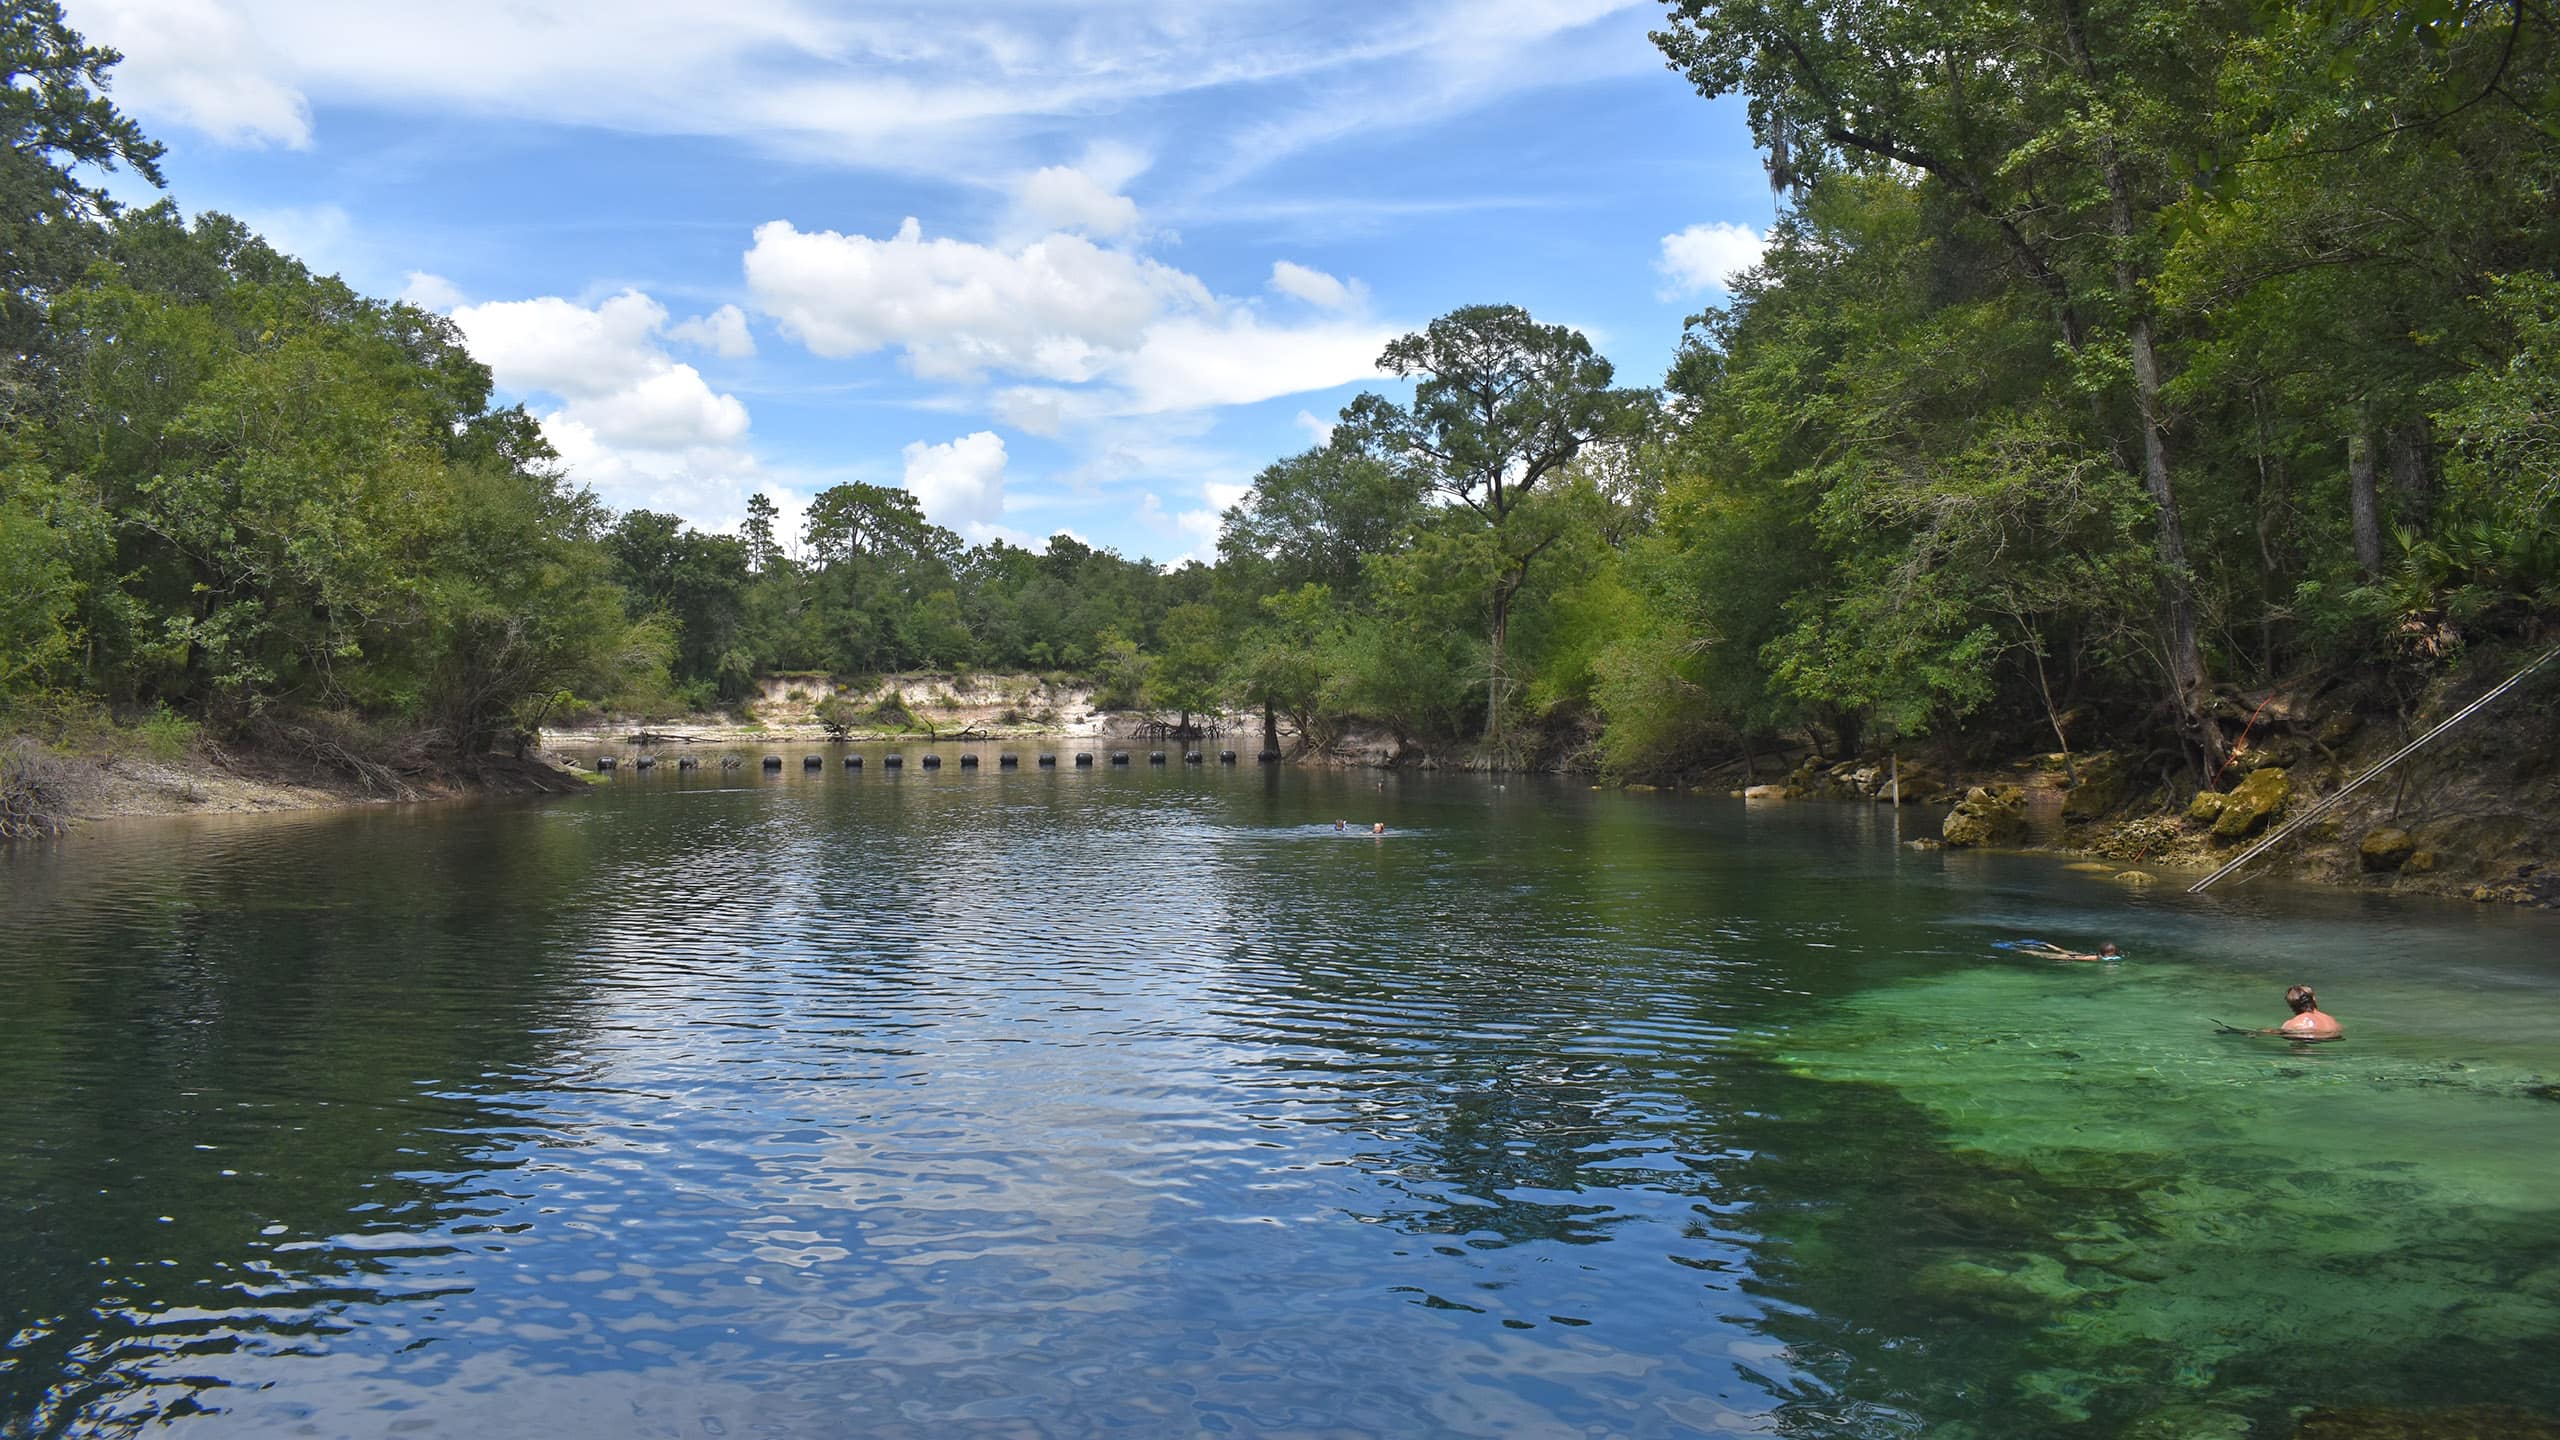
[1,770,2556,1438]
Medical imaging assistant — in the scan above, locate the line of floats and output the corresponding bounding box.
[592,750,1282,772]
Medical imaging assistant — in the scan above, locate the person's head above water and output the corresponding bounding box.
[2098,942,2121,958]
[1371,822,1385,835]
[2287,984,2318,1014]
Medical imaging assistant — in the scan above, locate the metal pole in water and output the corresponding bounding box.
[2189,640,2560,893]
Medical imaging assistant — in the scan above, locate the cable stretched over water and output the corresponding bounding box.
[2190,640,2560,893]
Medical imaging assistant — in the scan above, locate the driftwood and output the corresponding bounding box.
[625,731,706,744]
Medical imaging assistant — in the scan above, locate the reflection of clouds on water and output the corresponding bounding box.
[8,776,2559,1437]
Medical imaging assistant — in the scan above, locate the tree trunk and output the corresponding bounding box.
[2389,421,2433,533]
[1262,695,1278,756]
[2058,0,2220,774]
[2349,430,2383,579]
[1487,579,1514,749]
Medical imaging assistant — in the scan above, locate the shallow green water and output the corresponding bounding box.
[4,757,2557,1437]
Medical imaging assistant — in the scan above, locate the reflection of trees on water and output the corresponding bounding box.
[0,808,620,1437]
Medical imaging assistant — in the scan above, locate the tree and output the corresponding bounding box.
[1653,0,2230,767]
[1336,305,1650,749]
[1217,445,1423,598]
[740,492,782,573]
[1,0,164,399]
[1146,602,1227,736]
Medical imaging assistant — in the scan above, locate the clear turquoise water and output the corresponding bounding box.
[4,757,2557,1438]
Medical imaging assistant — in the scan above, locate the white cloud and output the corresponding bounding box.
[85,1,1655,183]
[1268,261,1366,312]
[85,0,312,146]
[1655,221,1767,298]
[1294,409,1336,445]
[1113,312,1390,416]
[746,216,1388,417]
[1013,166,1141,239]
[400,271,466,312]
[666,304,756,359]
[745,217,1212,382]
[447,289,762,520]
[450,291,672,396]
[901,432,1009,537]
[991,387,1072,437]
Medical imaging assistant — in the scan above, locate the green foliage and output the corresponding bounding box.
[1145,602,1229,724]
[1088,631,1149,711]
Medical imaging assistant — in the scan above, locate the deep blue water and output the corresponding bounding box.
[5,757,2558,1437]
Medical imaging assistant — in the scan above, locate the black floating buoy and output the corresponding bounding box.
[1219,750,1237,764]
[1149,751,1167,765]
[762,756,783,770]
[1075,753,1094,767]
[1183,751,1202,765]
[1038,754,1057,768]
[1257,750,1280,763]
[959,754,979,768]
[677,756,699,770]
[1109,752,1129,765]
[999,754,1019,768]
[844,754,862,768]
[922,754,942,769]
[804,754,823,768]
[595,756,616,771]
[634,755,656,770]
[884,754,903,768]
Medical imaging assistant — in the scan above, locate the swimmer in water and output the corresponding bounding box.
[2216,984,2344,1041]
[1371,822,1385,836]
[2014,941,2122,962]
[1334,819,1346,832]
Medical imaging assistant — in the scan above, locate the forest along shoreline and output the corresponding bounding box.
[1694,645,2560,911]
[15,654,2551,915]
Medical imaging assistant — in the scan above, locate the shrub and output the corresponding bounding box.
[814,694,859,740]
[866,690,918,730]
[0,737,84,840]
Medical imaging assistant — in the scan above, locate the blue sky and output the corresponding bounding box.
[76,0,1771,564]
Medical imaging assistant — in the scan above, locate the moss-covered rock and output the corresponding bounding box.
[2209,766,2292,843]
[2186,789,2229,824]
[2061,751,2129,821]
[1943,785,2029,848]
[2360,826,2417,872]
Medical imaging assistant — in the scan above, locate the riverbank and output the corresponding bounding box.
[0,724,587,838]
[1736,653,2560,910]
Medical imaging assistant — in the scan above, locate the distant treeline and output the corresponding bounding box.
[5,0,2556,785]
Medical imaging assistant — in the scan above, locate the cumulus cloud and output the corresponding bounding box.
[1655,220,1767,298]
[1268,260,1365,312]
[447,289,761,520]
[1014,166,1141,238]
[1294,408,1336,445]
[667,304,757,358]
[399,271,466,312]
[901,432,1009,537]
[745,217,1212,382]
[746,216,1388,417]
